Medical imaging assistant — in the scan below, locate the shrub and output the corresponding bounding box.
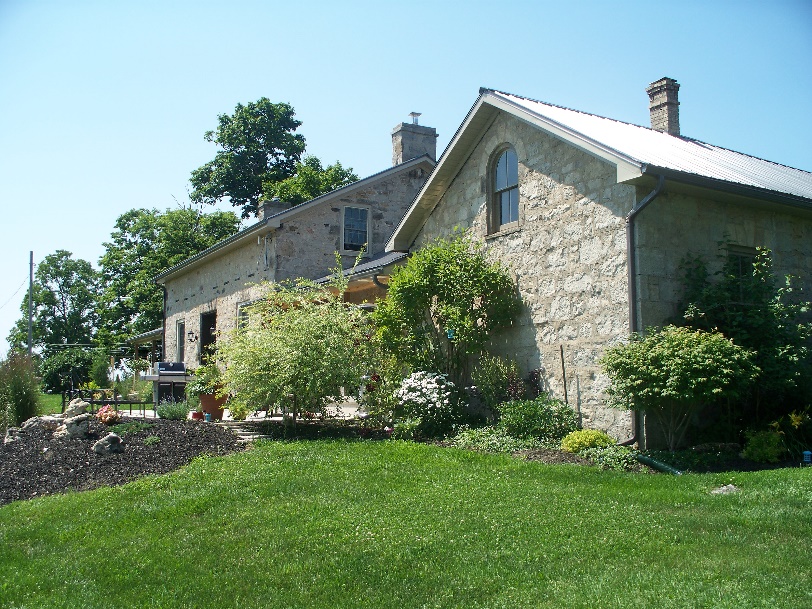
[451,426,541,453]
[742,429,786,463]
[391,418,422,441]
[0,353,40,430]
[470,355,526,413]
[601,325,759,451]
[96,404,122,425]
[394,371,461,438]
[39,348,93,393]
[373,232,521,384]
[497,395,578,445]
[561,429,616,454]
[110,421,154,436]
[580,446,641,471]
[143,435,161,446]
[155,399,190,420]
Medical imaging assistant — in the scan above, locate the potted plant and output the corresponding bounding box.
[186,359,226,421]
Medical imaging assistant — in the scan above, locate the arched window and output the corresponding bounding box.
[493,147,519,229]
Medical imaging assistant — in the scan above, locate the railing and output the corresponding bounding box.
[61,388,154,417]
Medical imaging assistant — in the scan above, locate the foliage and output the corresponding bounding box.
[373,232,521,385]
[143,435,161,446]
[263,155,358,206]
[0,353,40,430]
[390,418,423,441]
[98,207,240,340]
[357,354,404,426]
[561,429,617,454]
[90,350,111,388]
[95,405,122,425]
[579,445,641,471]
[39,348,93,393]
[110,420,154,436]
[676,247,811,426]
[470,354,526,413]
[770,409,812,459]
[496,395,578,445]
[742,429,786,463]
[450,425,542,452]
[393,371,461,438]
[7,250,99,355]
[155,399,190,421]
[189,98,306,218]
[216,277,376,420]
[185,358,223,398]
[601,325,759,451]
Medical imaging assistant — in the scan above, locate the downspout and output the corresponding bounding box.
[620,173,665,447]
[160,283,168,364]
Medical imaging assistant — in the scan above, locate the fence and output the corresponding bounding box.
[62,388,154,417]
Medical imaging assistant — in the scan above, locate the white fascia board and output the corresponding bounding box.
[484,93,643,183]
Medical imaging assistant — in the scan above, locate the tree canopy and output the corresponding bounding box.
[189,98,306,218]
[264,156,358,206]
[98,207,241,342]
[7,250,99,356]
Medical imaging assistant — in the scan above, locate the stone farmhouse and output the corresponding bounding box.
[154,119,437,366]
[381,78,812,445]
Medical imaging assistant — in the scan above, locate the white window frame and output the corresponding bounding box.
[341,205,371,255]
[175,320,185,363]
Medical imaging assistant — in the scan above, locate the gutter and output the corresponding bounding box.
[621,173,665,447]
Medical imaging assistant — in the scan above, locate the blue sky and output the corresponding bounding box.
[1,0,810,357]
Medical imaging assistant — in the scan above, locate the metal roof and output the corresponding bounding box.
[315,250,408,283]
[388,88,812,251]
[495,90,812,201]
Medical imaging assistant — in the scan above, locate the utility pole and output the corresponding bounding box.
[28,251,33,357]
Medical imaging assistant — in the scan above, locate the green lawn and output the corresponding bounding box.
[37,392,64,415]
[1,440,810,608]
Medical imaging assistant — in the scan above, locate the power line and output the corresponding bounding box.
[0,276,29,312]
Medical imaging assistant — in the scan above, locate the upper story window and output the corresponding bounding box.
[493,148,519,230]
[343,206,369,252]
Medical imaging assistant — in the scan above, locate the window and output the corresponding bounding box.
[343,206,369,252]
[237,301,253,329]
[726,245,758,302]
[493,148,519,229]
[175,320,185,363]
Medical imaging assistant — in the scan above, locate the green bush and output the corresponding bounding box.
[391,418,422,441]
[497,395,578,445]
[0,353,41,430]
[561,429,616,454]
[601,325,759,451]
[39,348,93,393]
[450,426,541,453]
[580,446,641,471]
[394,371,462,438]
[742,429,786,463]
[155,399,190,421]
[470,355,526,412]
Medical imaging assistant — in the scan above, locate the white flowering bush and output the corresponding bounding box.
[394,371,460,438]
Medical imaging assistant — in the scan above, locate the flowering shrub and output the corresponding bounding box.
[394,371,460,438]
[96,405,122,425]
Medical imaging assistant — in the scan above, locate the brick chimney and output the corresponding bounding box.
[392,113,438,165]
[646,77,680,136]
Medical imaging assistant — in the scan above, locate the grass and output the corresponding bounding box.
[1,441,810,608]
[38,392,63,415]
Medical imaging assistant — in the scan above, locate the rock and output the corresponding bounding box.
[93,433,124,455]
[53,413,92,439]
[64,398,90,417]
[21,416,63,432]
[710,484,740,495]
[4,427,23,445]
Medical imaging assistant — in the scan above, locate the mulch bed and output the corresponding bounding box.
[0,417,241,506]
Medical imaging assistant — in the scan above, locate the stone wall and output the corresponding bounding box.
[163,161,432,367]
[412,113,637,439]
[635,189,812,328]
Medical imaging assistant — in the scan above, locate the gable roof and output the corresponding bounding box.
[155,154,434,283]
[388,88,812,251]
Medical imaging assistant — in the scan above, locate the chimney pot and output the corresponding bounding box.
[646,77,680,136]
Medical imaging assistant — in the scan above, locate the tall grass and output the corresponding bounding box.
[1,441,810,608]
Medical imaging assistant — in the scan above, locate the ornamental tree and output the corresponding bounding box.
[600,325,759,451]
[373,233,521,385]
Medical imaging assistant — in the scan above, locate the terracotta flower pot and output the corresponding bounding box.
[191,411,205,421]
[199,393,226,421]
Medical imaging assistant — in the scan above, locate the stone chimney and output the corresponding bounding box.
[646,77,680,136]
[259,197,291,220]
[392,113,438,165]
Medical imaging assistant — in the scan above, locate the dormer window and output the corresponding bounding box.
[492,147,519,230]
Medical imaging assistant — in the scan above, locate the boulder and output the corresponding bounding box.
[21,416,63,432]
[64,398,90,417]
[53,413,92,439]
[93,433,124,455]
[3,427,23,445]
